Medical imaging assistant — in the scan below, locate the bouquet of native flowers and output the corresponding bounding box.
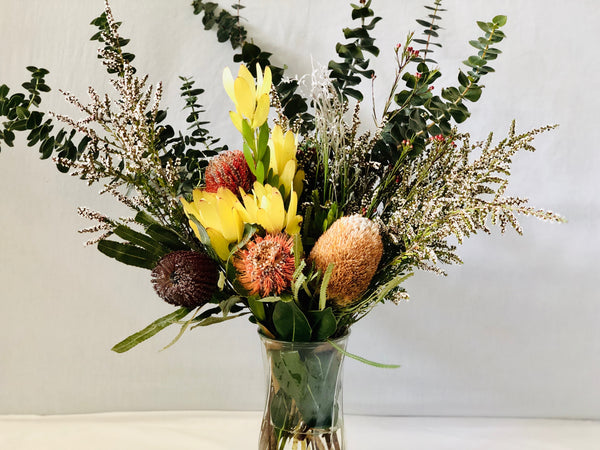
[0,1,564,448]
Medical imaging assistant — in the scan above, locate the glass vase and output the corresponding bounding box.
[258,333,349,450]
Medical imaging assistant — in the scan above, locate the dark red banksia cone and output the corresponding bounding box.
[151,251,218,308]
[205,149,256,194]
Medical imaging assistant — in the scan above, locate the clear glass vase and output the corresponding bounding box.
[258,333,348,450]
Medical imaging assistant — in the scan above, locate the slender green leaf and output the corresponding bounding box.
[319,263,335,311]
[112,307,192,353]
[113,224,169,257]
[97,239,158,270]
[161,308,199,351]
[190,312,249,328]
[328,339,400,368]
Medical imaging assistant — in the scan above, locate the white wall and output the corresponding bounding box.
[0,0,598,418]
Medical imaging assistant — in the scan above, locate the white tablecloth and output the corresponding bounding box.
[1,411,599,449]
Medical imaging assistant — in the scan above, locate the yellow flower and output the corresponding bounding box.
[181,188,245,261]
[269,124,305,198]
[223,64,272,132]
[237,182,302,235]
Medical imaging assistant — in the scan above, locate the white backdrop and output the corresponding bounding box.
[0,0,598,418]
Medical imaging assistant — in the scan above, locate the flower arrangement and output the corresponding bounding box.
[0,0,564,352]
[0,0,564,448]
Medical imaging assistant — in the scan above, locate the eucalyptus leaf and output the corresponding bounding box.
[272,301,312,341]
[307,308,337,341]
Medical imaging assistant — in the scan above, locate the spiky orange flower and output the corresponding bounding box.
[234,233,295,297]
[205,149,255,194]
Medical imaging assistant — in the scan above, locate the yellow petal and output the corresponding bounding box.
[285,215,302,235]
[216,188,244,241]
[188,219,201,240]
[229,111,244,133]
[271,125,284,153]
[256,208,276,234]
[287,190,298,219]
[192,188,207,209]
[235,197,253,223]
[206,228,231,261]
[293,170,305,198]
[255,63,263,93]
[234,77,256,120]
[197,198,221,230]
[238,65,256,99]
[283,130,297,165]
[260,66,272,97]
[223,67,235,103]
[252,93,270,128]
[218,186,239,204]
[252,181,267,198]
[280,160,296,198]
[267,188,286,229]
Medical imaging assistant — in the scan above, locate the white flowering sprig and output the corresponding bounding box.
[385,122,565,274]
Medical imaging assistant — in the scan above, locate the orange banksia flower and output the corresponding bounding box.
[151,251,218,308]
[309,215,383,307]
[234,233,295,297]
[205,149,255,194]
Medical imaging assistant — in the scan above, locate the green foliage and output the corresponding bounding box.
[0,67,90,172]
[273,301,313,342]
[442,15,507,105]
[111,307,192,353]
[268,343,343,434]
[328,0,382,101]
[97,211,191,270]
[0,11,138,170]
[191,0,247,49]
[90,12,135,76]
[156,76,227,195]
[413,0,446,64]
[374,8,507,168]
[191,2,313,132]
[327,338,400,368]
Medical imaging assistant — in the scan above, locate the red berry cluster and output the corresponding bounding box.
[406,46,420,58]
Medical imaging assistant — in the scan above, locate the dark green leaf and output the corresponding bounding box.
[463,85,482,102]
[113,224,169,257]
[307,308,337,341]
[273,301,312,342]
[458,70,469,87]
[492,15,507,27]
[477,21,491,33]
[97,239,159,270]
[146,224,188,251]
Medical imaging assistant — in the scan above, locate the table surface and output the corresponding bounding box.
[1,411,599,449]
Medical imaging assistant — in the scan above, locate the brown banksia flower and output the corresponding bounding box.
[151,251,218,308]
[205,149,255,195]
[309,215,383,307]
[233,233,295,297]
